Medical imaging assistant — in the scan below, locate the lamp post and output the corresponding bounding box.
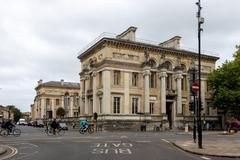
[196,0,204,149]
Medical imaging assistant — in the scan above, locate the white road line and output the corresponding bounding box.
[1,145,18,160]
[161,139,170,143]
[75,141,90,143]
[200,156,211,160]
[136,141,151,143]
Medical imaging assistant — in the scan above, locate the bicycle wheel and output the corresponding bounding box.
[88,127,94,134]
[45,128,53,136]
[13,128,21,137]
[79,127,85,134]
[58,129,65,136]
[0,130,8,137]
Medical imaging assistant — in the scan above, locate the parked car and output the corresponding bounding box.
[17,118,28,126]
[35,120,44,128]
[59,123,68,130]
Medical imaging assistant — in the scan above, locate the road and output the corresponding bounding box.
[0,126,238,160]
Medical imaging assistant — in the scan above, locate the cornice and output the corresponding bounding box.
[78,37,219,61]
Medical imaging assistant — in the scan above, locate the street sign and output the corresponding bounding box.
[192,82,199,93]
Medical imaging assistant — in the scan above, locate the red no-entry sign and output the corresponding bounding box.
[192,82,199,93]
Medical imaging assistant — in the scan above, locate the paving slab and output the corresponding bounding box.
[173,140,240,158]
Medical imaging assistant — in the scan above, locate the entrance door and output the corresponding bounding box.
[166,102,172,129]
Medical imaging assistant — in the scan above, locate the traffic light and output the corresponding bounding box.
[189,102,195,112]
[93,112,98,120]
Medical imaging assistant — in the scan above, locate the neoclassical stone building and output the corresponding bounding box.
[31,79,80,120]
[78,26,219,129]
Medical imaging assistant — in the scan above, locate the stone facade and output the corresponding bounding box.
[0,105,14,120]
[31,79,80,120]
[78,26,219,130]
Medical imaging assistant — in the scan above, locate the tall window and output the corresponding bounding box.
[114,71,120,86]
[113,97,120,113]
[132,98,138,114]
[99,97,102,113]
[99,71,102,87]
[166,74,172,89]
[181,76,186,91]
[150,72,156,88]
[150,102,154,114]
[46,99,50,106]
[132,72,138,87]
[56,99,60,106]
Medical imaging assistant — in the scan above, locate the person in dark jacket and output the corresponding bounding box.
[4,120,15,132]
[51,119,58,135]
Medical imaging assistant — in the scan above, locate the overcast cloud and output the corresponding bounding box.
[0,0,239,112]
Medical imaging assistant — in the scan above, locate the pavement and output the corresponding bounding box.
[0,145,7,155]
[173,132,240,158]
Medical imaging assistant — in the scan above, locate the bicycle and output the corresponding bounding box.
[45,126,65,136]
[0,126,21,137]
[79,125,94,134]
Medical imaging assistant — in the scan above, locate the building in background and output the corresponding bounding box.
[0,105,14,120]
[31,79,80,120]
[78,26,219,130]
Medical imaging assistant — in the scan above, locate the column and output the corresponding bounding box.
[40,98,45,118]
[201,79,206,114]
[80,78,85,115]
[143,69,151,113]
[103,69,111,114]
[51,99,55,118]
[124,72,130,114]
[92,71,98,113]
[159,69,167,114]
[70,96,74,117]
[85,74,90,114]
[176,70,183,114]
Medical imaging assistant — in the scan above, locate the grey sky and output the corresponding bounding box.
[0,0,239,112]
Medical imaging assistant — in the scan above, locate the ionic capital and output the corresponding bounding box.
[143,70,151,77]
[159,72,168,78]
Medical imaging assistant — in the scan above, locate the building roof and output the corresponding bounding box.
[77,32,219,61]
[36,81,80,90]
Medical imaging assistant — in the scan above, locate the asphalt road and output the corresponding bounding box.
[0,126,238,160]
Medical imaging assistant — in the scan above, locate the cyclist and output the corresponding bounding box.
[3,120,15,132]
[51,119,58,135]
[80,119,89,131]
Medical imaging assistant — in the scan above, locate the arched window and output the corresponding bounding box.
[149,59,157,68]
[181,64,186,72]
[165,61,172,71]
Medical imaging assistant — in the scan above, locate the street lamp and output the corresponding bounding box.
[196,0,204,149]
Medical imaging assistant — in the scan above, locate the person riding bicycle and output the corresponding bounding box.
[80,119,89,131]
[51,119,59,135]
[3,120,15,132]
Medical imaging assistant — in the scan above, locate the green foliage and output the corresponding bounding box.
[56,107,65,118]
[12,108,22,123]
[6,105,22,122]
[207,45,240,119]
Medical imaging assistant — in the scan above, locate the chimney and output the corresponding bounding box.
[61,79,64,86]
[159,36,181,49]
[38,79,43,85]
[116,26,137,41]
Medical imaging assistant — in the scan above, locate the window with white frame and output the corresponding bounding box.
[113,97,120,113]
[113,71,120,86]
[150,102,154,114]
[132,98,138,114]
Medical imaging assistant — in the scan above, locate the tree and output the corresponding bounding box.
[56,107,65,118]
[12,107,22,123]
[6,105,15,119]
[6,105,22,122]
[208,45,240,120]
